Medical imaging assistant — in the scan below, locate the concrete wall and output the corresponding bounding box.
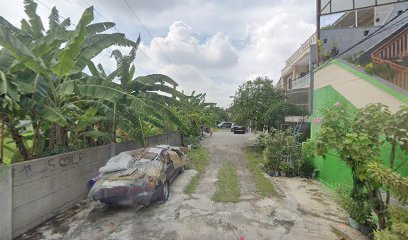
[6,132,180,238]
[0,166,12,240]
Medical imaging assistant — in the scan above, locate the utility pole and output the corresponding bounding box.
[309,44,318,114]
[316,0,321,65]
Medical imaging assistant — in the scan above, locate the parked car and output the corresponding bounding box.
[88,145,186,207]
[231,123,238,132]
[217,122,232,128]
[233,125,246,134]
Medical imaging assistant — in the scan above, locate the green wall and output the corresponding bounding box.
[311,85,355,188]
[311,85,408,189]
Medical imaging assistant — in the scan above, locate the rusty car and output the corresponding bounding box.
[88,145,186,206]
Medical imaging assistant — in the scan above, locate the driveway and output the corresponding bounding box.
[20,130,366,240]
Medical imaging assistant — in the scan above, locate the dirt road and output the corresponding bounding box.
[21,130,365,240]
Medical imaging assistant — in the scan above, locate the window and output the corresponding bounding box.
[376,18,380,23]
[323,38,328,43]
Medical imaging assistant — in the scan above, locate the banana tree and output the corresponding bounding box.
[86,41,187,144]
[176,91,216,136]
[0,0,135,157]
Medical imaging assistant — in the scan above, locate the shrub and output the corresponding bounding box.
[260,128,303,176]
[374,206,408,240]
[364,63,395,80]
[337,186,373,226]
[298,153,315,178]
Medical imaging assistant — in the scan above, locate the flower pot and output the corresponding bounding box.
[359,224,372,235]
[348,218,360,230]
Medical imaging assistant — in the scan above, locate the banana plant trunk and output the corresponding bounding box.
[1,114,31,161]
[49,123,69,152]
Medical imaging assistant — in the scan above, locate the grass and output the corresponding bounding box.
[244,147,278,197]
[212,161,240,203]
[184,147,210,194]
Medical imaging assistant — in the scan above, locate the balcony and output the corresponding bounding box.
[291,73,310,90]
[371,25,408,91]
[282,33,317,76]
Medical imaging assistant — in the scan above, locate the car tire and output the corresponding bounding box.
[161,182,170,201]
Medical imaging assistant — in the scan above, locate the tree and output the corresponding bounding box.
[87,42,187,144]
[0,0,189,161]
[308,103,408,230]
[175,91,216,137]
[230,76,306,131]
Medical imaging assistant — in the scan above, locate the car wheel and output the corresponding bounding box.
[161,182,170,201]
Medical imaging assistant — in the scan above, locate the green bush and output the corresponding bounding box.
[374,206,408,240]
[364,63,395,80]
[299,153,315,178]
[259,128,303,176]
[337,186,373,226]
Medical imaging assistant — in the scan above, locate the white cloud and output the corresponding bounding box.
[144,21,238,69]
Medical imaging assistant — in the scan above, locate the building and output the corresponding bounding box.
[277,1,408,96]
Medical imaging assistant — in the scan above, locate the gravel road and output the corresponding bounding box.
[19,130,366,240]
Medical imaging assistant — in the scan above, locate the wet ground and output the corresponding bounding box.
[19,130,366,240]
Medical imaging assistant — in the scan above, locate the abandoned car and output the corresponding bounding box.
[88,145,186,206]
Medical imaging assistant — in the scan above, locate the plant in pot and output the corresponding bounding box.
[338,186,374,233]
[279,162,291,177]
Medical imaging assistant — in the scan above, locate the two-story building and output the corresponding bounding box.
[277,2,408,98]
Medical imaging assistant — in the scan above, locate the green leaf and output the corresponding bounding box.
[86,22,115,35]
[51,7,94,77]
[0,71,19,101]
[87,61,99,77]
[23,0,44,38]
[0,26,48,75]
[40,105,68,126]
[135,74,179,87]
[73,33,134,74]
[48,7,60,31]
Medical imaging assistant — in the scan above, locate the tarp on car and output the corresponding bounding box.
[99,151,135,173]
[168,150,183,169]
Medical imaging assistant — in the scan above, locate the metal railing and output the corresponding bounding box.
[282,33,317,75]
[291,73,310,89]
[371,25,408,90]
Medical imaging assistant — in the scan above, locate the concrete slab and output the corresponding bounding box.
[0,165,12,240]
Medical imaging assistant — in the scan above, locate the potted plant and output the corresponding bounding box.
[279,162,291,177]
[338,187,373,232]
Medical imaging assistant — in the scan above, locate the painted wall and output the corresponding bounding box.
[4,132,180,238]
[311,62,408,189]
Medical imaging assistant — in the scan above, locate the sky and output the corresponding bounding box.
[0,0,339,107]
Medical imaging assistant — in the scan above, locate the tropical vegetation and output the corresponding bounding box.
[0,0,224,164]
[306,102,408,233]
[230,76,306,131]
[258,129,314,178]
